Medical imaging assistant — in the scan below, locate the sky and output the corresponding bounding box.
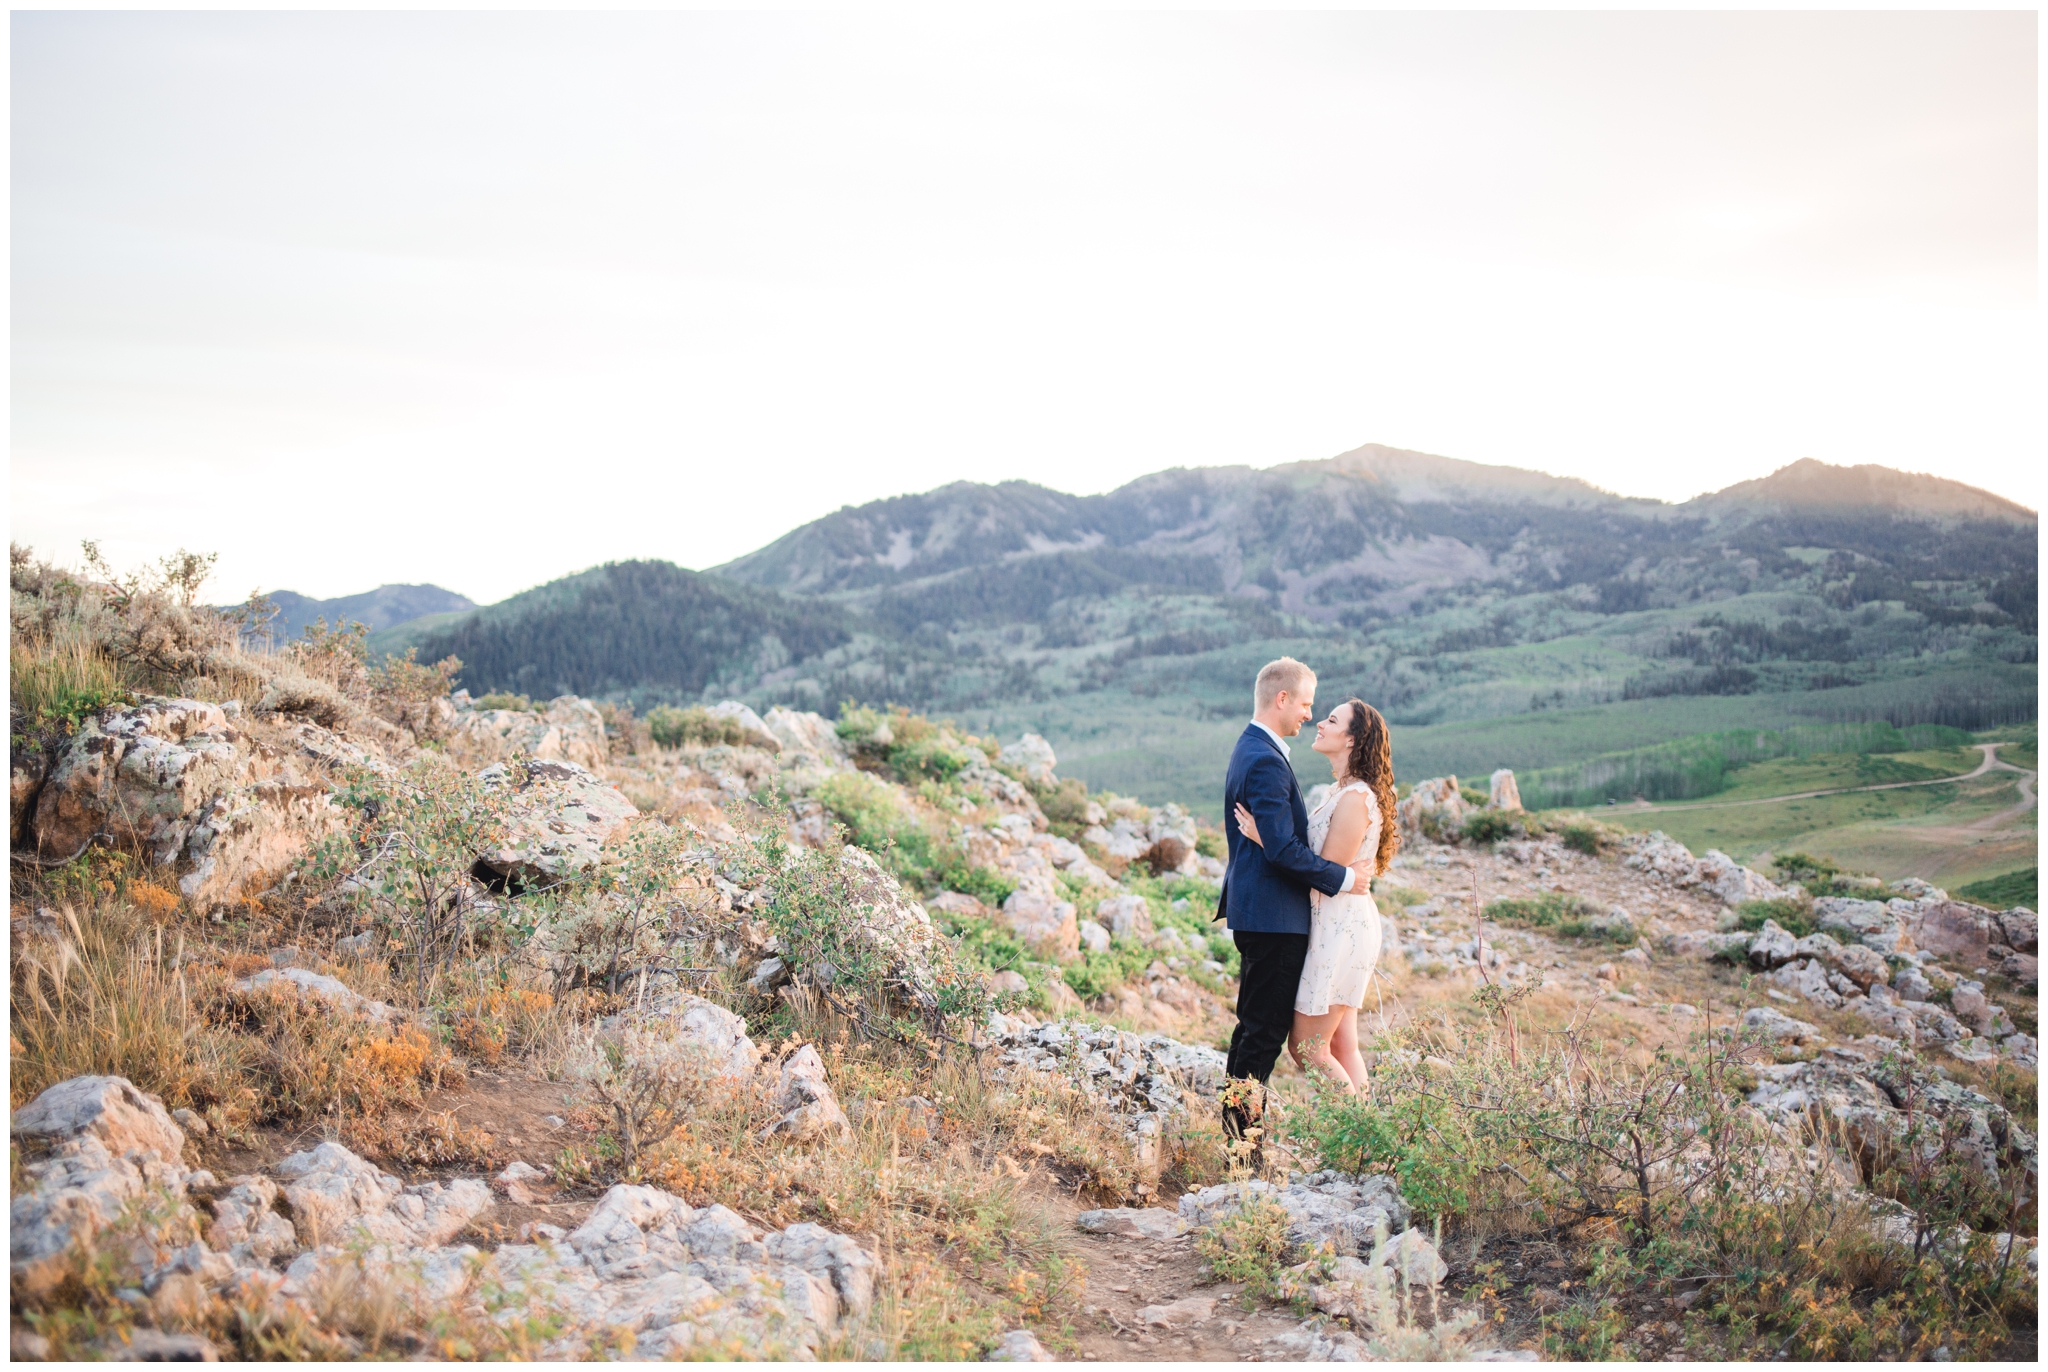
[10,10,2039,605]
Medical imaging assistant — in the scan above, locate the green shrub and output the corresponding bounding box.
[1027,775,1095,839]
[930,862,1016,910]
[1486,892,1595,928]
[1956,867,2037,911]
[1559,820,1606,856]
[1194,827,1225,860]
[1461,810,1517,844]
[645,704,747,749]
[835,703,999,786]
[1734,897,1816,938]
[1457,784,1489,808]
[1194,1192,1298,1305]
[473,691,534,712]
[1279,1076,1485,1223]
[813,772,935,882]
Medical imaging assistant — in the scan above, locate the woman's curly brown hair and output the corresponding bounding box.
[1339,697,1400,873]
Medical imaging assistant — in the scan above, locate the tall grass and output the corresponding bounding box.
[1518,721,1975,808]
[8,624,126,734]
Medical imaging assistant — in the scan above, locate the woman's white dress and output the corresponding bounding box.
[1295,780,1384,1016]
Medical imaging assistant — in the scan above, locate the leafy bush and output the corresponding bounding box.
[1955,867,2036,910]
[309,763,513,1002]
[473,691,533,712]
[836,703,998,786]
[1461,810,1517,844]
[646,704,748,749]
[1194,827,1225,859]
[1027,775,1094,838]
[1559,820,1606,856]
[1734,896,1816,938]
[1486,892,1595,929]
[526,823,707,996]
[1195,1191,1297,1305]
[931,862,1017,909]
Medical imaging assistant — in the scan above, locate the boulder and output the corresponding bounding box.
[1823,940,1891,991]
[1136,1295,1216,1328]
[1694,850,1787,906]
[625,994,763,1081]
[1397,777,1467,836]
[1662,930,1755,960]
[991,1021,1228,1117]
[762,1046,852,1141]
[1748,919,1798,969]
[1075,1207,1186,1239]
[1179,1172,1411,1259]
[205,1177,300,1262]
[764,708,851,772]
[443,695,608,770]
[274,1142,489,1249]
[987,1330,1056,1361]
[1950,981,2017,1039]
[1377,1226,1449,1286]
[1078,919,1111,954]
[474,758,639,886]
[1998,907,2037,955]
[1847,994,1921,1043]
[998,734,1058,786]
[1906,900,2006,967]
[10,1077,201,1299]
[1098,894,1155,942]
[1487,769,1522,812]
[1001,889,1080,959]
[693,701,777,753]
[1814,898,1905,954]
[1768,959,1843,1010]
[30,699,357,909]
[1740,1006,1823,1043]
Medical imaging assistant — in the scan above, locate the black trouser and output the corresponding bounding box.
[1225,929,1310,1085]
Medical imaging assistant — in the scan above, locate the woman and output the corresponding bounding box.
[1233,697,1399,1094]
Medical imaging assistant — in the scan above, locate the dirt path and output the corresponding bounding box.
[1623,742,2030,815]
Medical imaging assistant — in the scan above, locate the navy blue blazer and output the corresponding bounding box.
[1218,724,1351,935]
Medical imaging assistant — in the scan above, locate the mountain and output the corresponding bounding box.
[1696,458,2035,524]
[372,447,2036,803]
[246,584,476,642]
[405,560,857,703]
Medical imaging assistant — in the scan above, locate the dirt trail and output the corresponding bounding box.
[1624,741,2029,815]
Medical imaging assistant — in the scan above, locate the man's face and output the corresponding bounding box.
[1273,683,1316,736]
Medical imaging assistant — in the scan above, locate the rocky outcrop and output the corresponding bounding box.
[990,1021,1228,1118]
[762,1045,852,1141]
[1622,833,1785,906]
[1397,776,1468,836]
[1098,893,1156,943]
[234,967,398,1021]
[10,1076,200,1298]
[1487,769,1521,811]
[765,707,851,775]
[1179,1172,1413,1260]
[274,1142,490,1249]
[1813,898,1906,954]
[475,758,639,887]
[28,698,367,908]
[442,695,608,771]
[998,733,1058,786]
[1001,889,1080,959]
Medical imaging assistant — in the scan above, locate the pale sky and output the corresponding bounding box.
[11,10,2039,605]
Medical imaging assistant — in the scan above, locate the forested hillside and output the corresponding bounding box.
[390,448,2034,809]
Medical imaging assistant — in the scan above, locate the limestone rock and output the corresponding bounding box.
[763,1046,852,1140]
[998,733,1058,786]
[1397,777,1467,836]
[1075,1207,1185,1239]
[1998,907,2037,954]
[1179,1172,1412,1259]
[623,994,763,1081]
[1907,900,2006,967]
[1098,894,1156,942]
[764,708,850,770]
[1487,769,1521,811]
[205,1177,299,1262]
[1002,889,1079,959]
[10,1077,200,1299]
[991,1021,1228,1118]
[1748,919,1797,969]
[12,1075,189,1164]
[273,1142,488,1249]
[1740,1006,1822,1043]
[987,1329,1056,1361]
[1137,1295,1216,1328]
[1814,897,1906,954]
[444,695,608,770]
[1951,981,2017,1039]
[30,698,357,909]
[1078,918,1111,954]
[235,967,396,1021]
[1663,930,1755,960]
[1377,1227,1448,1286]
[474,758,639,885]
[1768,959,1843,1010]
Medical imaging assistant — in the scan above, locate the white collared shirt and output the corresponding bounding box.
[1247,719,1356,894]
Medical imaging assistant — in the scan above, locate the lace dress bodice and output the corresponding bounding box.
[1308,780,1381,879]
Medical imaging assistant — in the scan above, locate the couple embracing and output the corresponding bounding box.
[1217,656,1400,1152]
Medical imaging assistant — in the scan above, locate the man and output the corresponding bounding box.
[1217,657,1372,1154]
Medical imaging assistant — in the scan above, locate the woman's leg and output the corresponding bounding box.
[1331,1006,1370,1094]
[1288,1009,1357,1092]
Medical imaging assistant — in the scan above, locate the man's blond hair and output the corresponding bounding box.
[1253,657,1316,713]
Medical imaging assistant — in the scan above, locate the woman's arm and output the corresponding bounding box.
[1320,791,1372,868]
